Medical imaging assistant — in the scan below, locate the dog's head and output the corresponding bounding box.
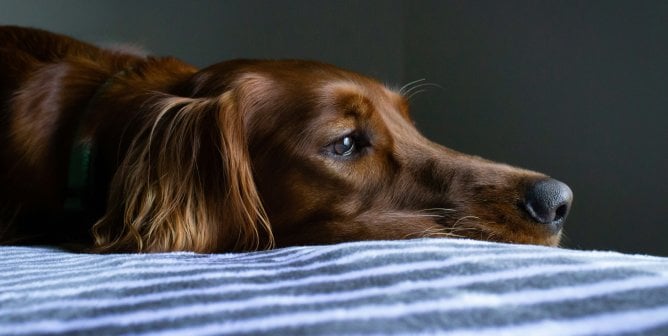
[93,60,572,252]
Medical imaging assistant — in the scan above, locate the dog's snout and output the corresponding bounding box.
[523,179,573,230]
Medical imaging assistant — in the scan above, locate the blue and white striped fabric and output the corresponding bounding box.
[1,238,668,336]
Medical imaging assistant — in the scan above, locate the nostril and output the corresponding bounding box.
[554,203,569,222]
[523,178,573,228]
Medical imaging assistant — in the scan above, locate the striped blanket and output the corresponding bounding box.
[1,238,668,336]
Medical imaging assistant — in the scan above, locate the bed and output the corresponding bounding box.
[1,238,668,335]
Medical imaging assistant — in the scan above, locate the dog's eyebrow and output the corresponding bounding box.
[322,79,406,108]
[320,80,360,92]
[319,81,368,102]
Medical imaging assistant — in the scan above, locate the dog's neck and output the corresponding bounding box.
[63,66,136,214]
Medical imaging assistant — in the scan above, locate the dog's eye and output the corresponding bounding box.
[325,133,370,158]
[333,136,356,156]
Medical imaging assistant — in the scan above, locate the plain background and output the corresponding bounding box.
[2,1,666,256]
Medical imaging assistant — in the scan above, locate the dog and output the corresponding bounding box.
[0,26,573,253]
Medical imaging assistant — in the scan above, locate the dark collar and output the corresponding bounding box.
[63,66,134,213]
[63,140,93,212]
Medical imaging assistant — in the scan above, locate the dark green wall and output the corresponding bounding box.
[0,0,404,82]
[2,0,666,255]
[404,1,668,256]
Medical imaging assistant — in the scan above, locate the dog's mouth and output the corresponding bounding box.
[424,207,565,247]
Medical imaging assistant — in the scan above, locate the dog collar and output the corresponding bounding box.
[64,140,93,212]
[63,66,134,213]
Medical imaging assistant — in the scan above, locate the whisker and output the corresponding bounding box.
[419,208,457,213]
[557,231,570,249]
[430,226,472,239]
[398,78,426,95]
[425,232,467,239]
[403,227,466,240]
[403,82,444,97]
[452,215,481,227]
[379,212,445,219]
[407,90,426,101]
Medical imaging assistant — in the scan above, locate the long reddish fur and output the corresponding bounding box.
[1,26,563,252]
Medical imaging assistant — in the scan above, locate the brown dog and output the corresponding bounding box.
[0,26,573,253]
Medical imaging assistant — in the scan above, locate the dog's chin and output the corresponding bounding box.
[426,228,562,247]
[427,214,563,247]
[471,227,562,247]
[485,230,562,247]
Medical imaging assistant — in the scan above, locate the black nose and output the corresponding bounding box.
[523,179,573,231]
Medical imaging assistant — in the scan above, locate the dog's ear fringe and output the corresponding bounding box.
[91,92,274,253]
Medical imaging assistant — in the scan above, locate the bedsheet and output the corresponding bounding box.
[1,238,668,335]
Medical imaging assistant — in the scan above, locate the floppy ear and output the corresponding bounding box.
[92,92,274,252]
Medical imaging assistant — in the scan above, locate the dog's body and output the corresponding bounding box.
[0,26,573,252]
